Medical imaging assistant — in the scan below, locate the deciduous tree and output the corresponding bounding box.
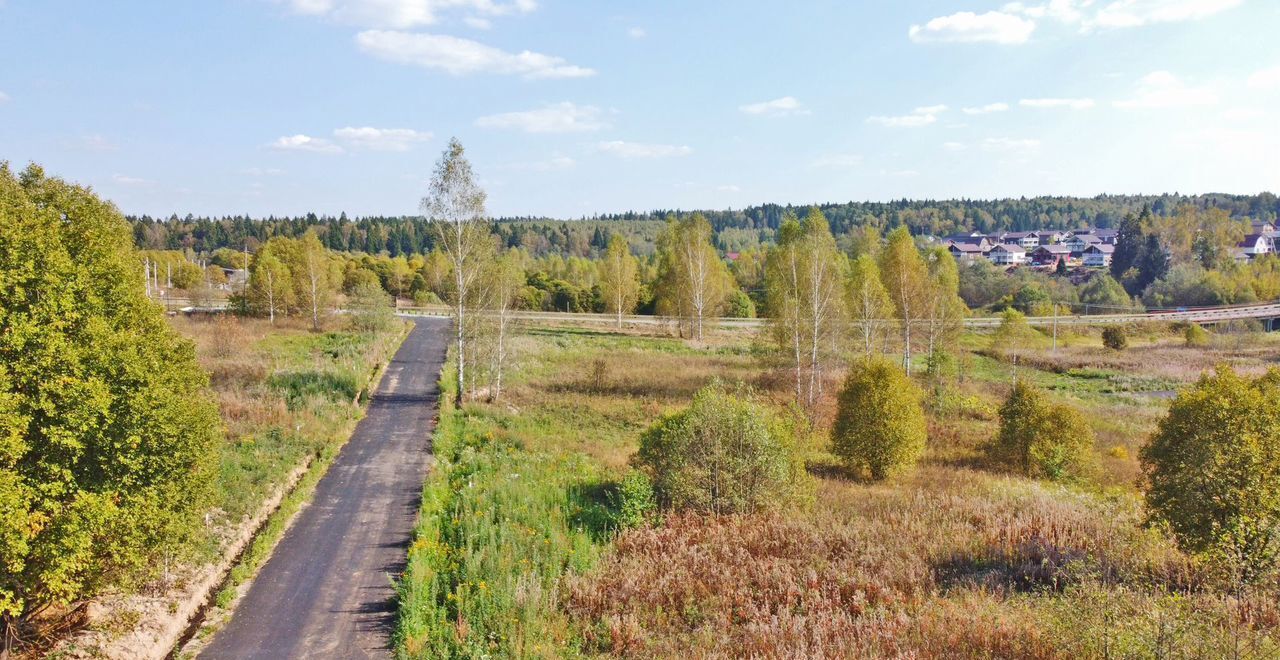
[831,358,927,480]
[654,213,732,341]
[878,227,928,372]
[598,235,640,328]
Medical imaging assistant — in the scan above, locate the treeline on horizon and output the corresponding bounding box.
[127,192,1280,258]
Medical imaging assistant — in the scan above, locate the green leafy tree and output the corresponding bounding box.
[1102,325,1127,351]
[990,309,1040,353]
[846,254,893,358]
[725,290,756,318]
[654,213,733,340]
[831,358,927,480]
[1079,273,1131,310]
[765,209,848,407]
[879,227,928,372]
[1111,209,1147,282]
[597,235,640,328]
[636,384,810,514]
[247,247,293,323]
[992,382,1095,481]
[0,164,220,651]
[347,279,395,334]
[1141,367,1280,578]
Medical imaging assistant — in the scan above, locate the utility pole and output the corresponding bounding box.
[1052,303,1058,354]
[144,259,151,297]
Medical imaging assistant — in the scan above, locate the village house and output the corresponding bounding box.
[1082,243,1115,268]
[1030,244,1072,267]
[1236,233,1274,258]
[988,243,1027,266]
[947,241,988,263]
[1066,233,1103,255]
[1003,231,1041,249]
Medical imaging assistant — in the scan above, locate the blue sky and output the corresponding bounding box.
[1,1,1277,218]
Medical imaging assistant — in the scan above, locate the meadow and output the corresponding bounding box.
[397,322,1280,659]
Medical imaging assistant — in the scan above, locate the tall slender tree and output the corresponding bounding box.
[422,138,490,406]
[879,227,929,373]
[598,234,640,329]
[484,249,525,401]
[655,213,732,340]
[921,247,965,362]
[846,254,893,358]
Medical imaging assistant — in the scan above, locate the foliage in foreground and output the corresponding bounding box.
[1142,366,1280,578]
[993,382,1095,482]
[831,358,927,479]
[0,164,221,644]
[635,383,810,514]
[396,395,608,658]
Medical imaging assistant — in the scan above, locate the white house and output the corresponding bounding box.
[1237,233,1273,258]
[1066,234,1102,255]
[1004,231,1040,249]
[988,243,1026,265]
[1082,243,1115,268]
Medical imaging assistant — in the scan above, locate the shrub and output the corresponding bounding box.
[1184,324,1211,347]
[725,290,757,318]
[636,383,808,514]
[613,470,657,530]
[1141,366,1280,579]
[348,280,396,334]
[831,359,927,480]
[992,382,1095,481]
[1102,325,1127,351]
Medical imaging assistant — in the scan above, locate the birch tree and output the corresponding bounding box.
[879,227,928,373]
[921,247,966,363]
[655,213,732,340]
[598,235,640,328]
[484,249,525,401]
[846,254,892,358]
[247,249,292,323]
[297,232,335,331]
[421,138,490,406]
[766,209,847,408]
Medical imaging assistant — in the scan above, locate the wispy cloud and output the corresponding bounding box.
[284,0,538,29]
[867,105,947,127]
[333,126,433,151]
[475,102,609,133]
[269,134,344,153]
[909,11,1035,44]
[597,140,692,159]
[739,96,809,117]
[962,102,1009,114]
[1019,97,1096,109]
[355,30,594,79]
[1114,70,1217,109]
[627,26,646,39]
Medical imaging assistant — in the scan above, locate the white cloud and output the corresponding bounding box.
[597,140,692,159]
[627,26,646,39]
[908,11,1035,44]
[810,153,863,168]
[867,104,947,127]
[1019,97,1096,109]
[981,137,1041,152]
[738,96,808,117]
[943,141,967,151]
[333,126,433,150]
[285,0,537,29]
[1248,64,1280,90]
[463,16,491,29]
[716,184,742,193]
[475,102,608,133]
[112,174,153,185]
[355,30,594,79]
[1114,70,1218,108]
[1089,0,1243,28]
[962,102,1009,114]
[241,167,286,176]
[269,134,344,153]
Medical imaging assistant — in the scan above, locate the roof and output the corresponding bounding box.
[990,243,1026,253]
[1032,244,1072,254]
[1238,234,1269,246]
[1005,231,1036,239]
[947,241,985,253]
[1084,244,1115,254]
[1072,234,1103,244]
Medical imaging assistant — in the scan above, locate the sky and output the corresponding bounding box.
[1,0,1278,219]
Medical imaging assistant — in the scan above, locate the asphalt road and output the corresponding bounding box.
[200,317,448,660]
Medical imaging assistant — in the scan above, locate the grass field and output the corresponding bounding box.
[397,323,1280,658]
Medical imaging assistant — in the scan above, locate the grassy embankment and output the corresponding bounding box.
[83,314,406,651]
[396,323,1280,658]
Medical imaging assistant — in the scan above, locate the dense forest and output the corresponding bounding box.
[127,193,1280,258]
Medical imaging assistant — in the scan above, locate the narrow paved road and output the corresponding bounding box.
[201,317,448,659]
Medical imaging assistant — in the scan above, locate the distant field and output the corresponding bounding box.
[396,323,1280,658]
